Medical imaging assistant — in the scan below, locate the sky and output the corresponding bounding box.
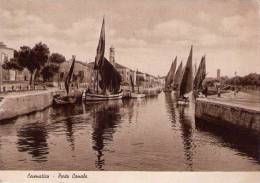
[0,0,260,77]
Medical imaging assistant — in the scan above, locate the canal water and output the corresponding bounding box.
[0,93,259,171]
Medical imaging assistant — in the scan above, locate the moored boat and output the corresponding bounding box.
[129,72,146,99]
[82,90,123,101]
[82,18,122,101]
[53,95,77,105]
[163,57,177,92]
[193,55,206,98]
[53,55,77,105]
[177,45,193,105]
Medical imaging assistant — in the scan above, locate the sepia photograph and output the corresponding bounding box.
[0,0,260,182]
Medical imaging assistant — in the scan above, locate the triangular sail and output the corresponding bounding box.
[93,18,122,94]
[193,55,206,90]
[173,61,183,89]
[179,46,193,96]
[165,57,177,88]
[94,18,105,70]
[99,57,122,94]
[65,56,76,94]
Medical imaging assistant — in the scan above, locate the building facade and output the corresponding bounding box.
[0,42,15,81]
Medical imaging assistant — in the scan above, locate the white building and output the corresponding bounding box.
[0,42,15,82]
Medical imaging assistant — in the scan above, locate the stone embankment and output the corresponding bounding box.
[0,90,63,121]
[195,98,260,135]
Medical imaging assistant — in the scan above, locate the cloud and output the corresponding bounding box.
[0,0,259,77]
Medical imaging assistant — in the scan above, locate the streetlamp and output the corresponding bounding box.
[0,52,8,92]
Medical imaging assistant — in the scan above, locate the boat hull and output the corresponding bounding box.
[82,90,123,101]
[130,93,145,98]
[53,96,77,105]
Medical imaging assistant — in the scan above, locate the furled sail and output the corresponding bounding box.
[165,56,177,88]
[193,55,206,90]
[98,57,122,94]
[65,55,76,94]
[179,46,193,96]
[173,61,183,90]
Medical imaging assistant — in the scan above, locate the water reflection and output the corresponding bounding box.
[164,93,195,170]
[0,93,259,170]
[164,93,177,126]
[178,106,194,170]
[88,101,122,170]
[122,99,135,123]
[16,122,49,162]
[195,118,260,163]
[51,105,85,150]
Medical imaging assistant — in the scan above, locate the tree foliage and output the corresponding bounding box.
[2,42,67,85]
[49,53,66,64]
[2,57,23,71]
[7,42,50,85]
[41,64,59,82]
[225,73,260,86]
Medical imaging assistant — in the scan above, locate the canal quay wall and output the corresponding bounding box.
[195,98,260,135]
[0,90,63,121]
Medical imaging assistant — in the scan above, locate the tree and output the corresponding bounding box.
[49,53,66,64]
[41,64,59,82]
[13,42,50,85]
[40,53,66,82]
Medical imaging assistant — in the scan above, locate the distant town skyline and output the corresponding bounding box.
[0,0,260,77]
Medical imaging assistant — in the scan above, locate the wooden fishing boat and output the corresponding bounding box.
[53,95,77,105]
[129,72,146,99]
[82,18,122,102]
[163,57,177,93]
[177,46,193,105]
[82,90,123,101]
[193,55,206,99]
[53,55,77,105]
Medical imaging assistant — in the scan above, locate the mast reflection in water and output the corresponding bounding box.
[88,101,122,170]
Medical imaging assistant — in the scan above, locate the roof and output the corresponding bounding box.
[0,42,15,51]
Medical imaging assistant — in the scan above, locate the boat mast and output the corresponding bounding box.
[96,70,99,93]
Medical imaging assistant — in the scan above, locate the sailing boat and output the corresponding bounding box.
[130,72,145,98]
[177,46,193,105]
[163,56,177,92]
[54,55,77,105]
[193,55,206,98]
[82,18,123,101]
[173,61,183,91]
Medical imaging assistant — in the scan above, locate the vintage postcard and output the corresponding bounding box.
[0,0,259,182]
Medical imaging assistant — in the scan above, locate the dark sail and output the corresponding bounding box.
[165,56,177,88]
[98,57,122,94]
[65,56,76,94]
[193,55,206,90]
[173,61,183,90]
[94,18,105,70]
[179,46,193,96]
